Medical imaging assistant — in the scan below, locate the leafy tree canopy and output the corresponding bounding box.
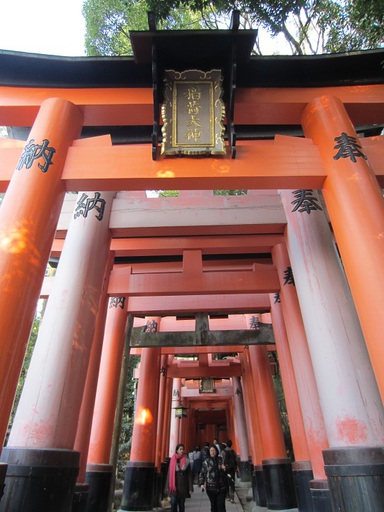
[83,0,384,56]
[83,0,206,55]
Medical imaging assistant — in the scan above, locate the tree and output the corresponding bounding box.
[83,0,148,56]
[214,189,247,195]
[324,0,384,52]
[83,0,206,56]
[83,0,383,56]
[147,0,384,54]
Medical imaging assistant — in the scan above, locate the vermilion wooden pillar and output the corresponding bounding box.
[240,350,266,506]
[155,354,168,469]
[269,298,314,512]
[1,189,114,512]
[79,295,128,512]
[169,378,182,456]
[73,254,114,508]
[187,397,197,453]
[181,395,190,451]
[241,350,262,464]
[161,356,174,463]
[272,243,331,510]
[121,325,161,512]
[302,96,384,402]
[154,354,168,507]
[109,315,134,511]
[227,398,235,447]
[232,376,251,482]
[280,187,384,511]
[130,352,161,463]
[158,360,173,502]
[268,299,310,461]
[281,188,384,443]
[85,297,128,464]
[246,315,297,510]
[248,342,287,458]
[0,98,83,448]
[178,394,188,447]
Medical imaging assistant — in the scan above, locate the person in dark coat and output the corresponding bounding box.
[167,443,193,512]
[201,441,210,462]
[191,445,202,484]
[223,439,238,502]
[198,445,227,512]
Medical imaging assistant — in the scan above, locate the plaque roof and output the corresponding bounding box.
[0,46,383,89]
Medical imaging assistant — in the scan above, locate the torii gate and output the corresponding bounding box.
[0,26,383,512]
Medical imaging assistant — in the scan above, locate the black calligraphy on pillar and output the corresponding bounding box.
[144,319,158,332]
[333,132,367,163]
[291,189,322,214]
[109,297,126,309]
[234,388,242,396]
[173,389,180,398]
[249,315,260,330]
[74,192,106,221]
[16,139,56,173]
[274,292,281,304]
[283,266,295,286]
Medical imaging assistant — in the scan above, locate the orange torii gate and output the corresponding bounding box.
[0,28,383,512]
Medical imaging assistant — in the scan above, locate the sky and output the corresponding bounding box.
[0,0,288,57]
[0,0,86,56]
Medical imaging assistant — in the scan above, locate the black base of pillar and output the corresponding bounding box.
[251,467,256,502]
[85,463,113,512]
[310,479,332,512]
[161,458,170,499]
[292,461,314,512]
[323,445,384,512]
[262,457,297,510]
[0,463,7,504]
[238,460,252,482]
[160,460,169,500]
[0,447,80,512]
[120,461,155,511]
[72,482,90,512]
[153,471,162,508]
[253,464,267,507]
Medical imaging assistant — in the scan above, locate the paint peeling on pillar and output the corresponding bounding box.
[336,416,368,444]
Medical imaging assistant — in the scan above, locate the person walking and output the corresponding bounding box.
[191,446,202,484]
[201,442,210,462]
[213,438,221,454]
[223,440,238,503]
[167,443,193,512]
[198,445,227,512]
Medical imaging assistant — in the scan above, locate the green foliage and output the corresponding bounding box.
[159,190,180,197]
[83,0,148,56]
[83,0,204,55]
[8,309,42,430]
[83,0,383,57]
[323,0,384,52]
[271,356,294,459]
[144,0,384,54]
[213,189,247,195]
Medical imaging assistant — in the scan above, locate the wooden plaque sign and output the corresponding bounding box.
[161,69,226,156]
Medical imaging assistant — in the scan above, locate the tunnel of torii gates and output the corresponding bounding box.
[0,22,383,512]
